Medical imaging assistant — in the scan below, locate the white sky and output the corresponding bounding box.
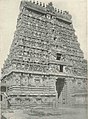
[0,0,87,72]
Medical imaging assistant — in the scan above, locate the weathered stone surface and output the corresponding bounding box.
[1,1,87,109]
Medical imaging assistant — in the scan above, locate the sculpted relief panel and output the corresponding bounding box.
[1,1,87,109]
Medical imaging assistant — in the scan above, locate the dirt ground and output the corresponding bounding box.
[2,106,88,119]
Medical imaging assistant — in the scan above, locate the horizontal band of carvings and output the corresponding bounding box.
[1,70,87,80]
[72,93,88,97]
[9,85,54,91]
[8,94,56,97]
[48,60,72,66]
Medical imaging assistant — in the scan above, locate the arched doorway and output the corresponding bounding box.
[56,78,65,98]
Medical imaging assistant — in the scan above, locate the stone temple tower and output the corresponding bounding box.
[1,1,87,109]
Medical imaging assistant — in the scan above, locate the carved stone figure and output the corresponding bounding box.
[1,1,87,109]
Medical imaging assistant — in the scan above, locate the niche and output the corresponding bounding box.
[56,53,62,60]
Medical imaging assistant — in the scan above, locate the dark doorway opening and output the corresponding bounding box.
[56,78,65,98]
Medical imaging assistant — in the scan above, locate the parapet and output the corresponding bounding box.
[20,0,72,24]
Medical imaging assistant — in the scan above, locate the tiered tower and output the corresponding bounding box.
[1,1,87,109]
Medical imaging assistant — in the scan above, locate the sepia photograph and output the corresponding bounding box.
[0,0,88,119]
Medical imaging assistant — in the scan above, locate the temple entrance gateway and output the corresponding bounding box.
[56,78,65,98]
[1,1,87,110]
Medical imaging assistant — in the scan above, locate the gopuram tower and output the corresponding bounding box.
[1,1,87,109]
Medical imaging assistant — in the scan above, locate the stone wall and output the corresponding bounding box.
[1,1,87,108]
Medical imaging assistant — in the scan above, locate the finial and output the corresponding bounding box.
[29,0,32,3]
[64,11,68,14]
[67,11,69,14]
[43,3,45,7]
[36,1,39,5]
[40,2,42,6]
[55,8,57,12]
[61,10,62,14]
[33,0,35,3]
[63,11,65,14]
[58,9,59,13]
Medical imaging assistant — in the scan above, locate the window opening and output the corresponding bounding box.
[60,65,63,72]
[56,53,62,60]
[0,95,2,101]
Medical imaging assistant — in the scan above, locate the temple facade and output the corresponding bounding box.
[1,1,87,109]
